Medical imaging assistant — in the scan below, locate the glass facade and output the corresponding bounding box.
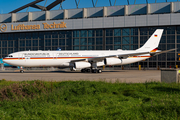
[0,26,179,69]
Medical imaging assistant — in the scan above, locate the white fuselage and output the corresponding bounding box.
[3,29,165,71]
[3,50,151,68]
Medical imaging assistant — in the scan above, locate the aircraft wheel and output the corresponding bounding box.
[20,70,24,73]
[92,69,97,73]
[86,69,91,73]
[97,69,102,73]
[81,69,86,73]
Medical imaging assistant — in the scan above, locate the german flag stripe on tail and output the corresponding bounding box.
[150,48,158,52]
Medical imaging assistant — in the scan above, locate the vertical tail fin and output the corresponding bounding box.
[137,29,164,52]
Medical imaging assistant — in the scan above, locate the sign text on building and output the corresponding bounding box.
[10,22,67,31]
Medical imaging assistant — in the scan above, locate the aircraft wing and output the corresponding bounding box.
[70,51,150,63]
[70,48,176,63]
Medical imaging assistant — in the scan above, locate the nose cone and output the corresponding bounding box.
[2,58,13,66]
[2,58,8,64]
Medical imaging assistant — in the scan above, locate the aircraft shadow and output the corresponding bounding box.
[0,70,125,73]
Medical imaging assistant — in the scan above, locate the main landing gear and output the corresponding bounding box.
[81,68,102,73]
[81,62,102,73]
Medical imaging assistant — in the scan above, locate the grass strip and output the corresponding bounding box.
[0,80,180,119]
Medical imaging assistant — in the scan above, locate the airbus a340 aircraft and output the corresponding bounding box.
[3,29,175,73]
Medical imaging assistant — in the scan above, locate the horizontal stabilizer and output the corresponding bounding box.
[151,48,177,56]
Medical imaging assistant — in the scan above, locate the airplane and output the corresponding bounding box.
[3,29,175,73]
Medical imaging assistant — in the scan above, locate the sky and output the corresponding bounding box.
[0,0,179,14]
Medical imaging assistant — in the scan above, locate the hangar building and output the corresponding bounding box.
[0,0,180,69]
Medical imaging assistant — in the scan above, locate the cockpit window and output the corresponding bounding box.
[8,55,13,57]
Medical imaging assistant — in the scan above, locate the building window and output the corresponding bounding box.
[114,29,121,36]
[73,31,79,38]
[96,30,103,37]
[33,40,38,46]
[88,38,95,45]
[45,39,51,46]
[26,40,31,47]
[122,29,130,36]
[52,39,58,46]
[88,30,95,37]
[73,38,79,45]
[80,38,87,45]
[106,29,113,36]
[96,38,103,45]
[80,30,87,37]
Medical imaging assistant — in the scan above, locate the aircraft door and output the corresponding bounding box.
[53,53,58,59]
[25,55,30,61]
[18,54,23,60]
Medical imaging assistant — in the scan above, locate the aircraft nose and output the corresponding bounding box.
[2,59,7,63]
[2,59,5,63]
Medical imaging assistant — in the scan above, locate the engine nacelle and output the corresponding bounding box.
[74,62,91,69]
[97,61,105,66]
[104,58,122,65]
[62,62,74,67]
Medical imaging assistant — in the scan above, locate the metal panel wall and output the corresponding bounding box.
[125,16,136,27]
[92,18,103,28]
[73,19,83,29]
[1,2,180,24]
[128,4,147,15]
[159,14,170,25]
[64,19,73,29]
[16,12,28,22]
[135,15,147,26]
[113,16,125,28]
[82,18,93,29]
[104,17,114,28]
[3,13,180,33]
[87,7,103,18]
[68,8,83,19]
[49,10,64,20]
[106,6,124,17]
[147,14,159,26]
[173,2,180,13]
[170,13,180,25]
[0,14,11,23]
[150,3,170,14]
[32,11,46,21]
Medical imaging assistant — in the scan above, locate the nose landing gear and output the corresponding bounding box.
[20,66,24,73]
[20,69,24,73]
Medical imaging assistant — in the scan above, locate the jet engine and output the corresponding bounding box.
[104,58,122,65]
[74,62,91,69]
[97,61,105,66]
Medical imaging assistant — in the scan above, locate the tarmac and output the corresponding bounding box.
[0,70,161,83]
